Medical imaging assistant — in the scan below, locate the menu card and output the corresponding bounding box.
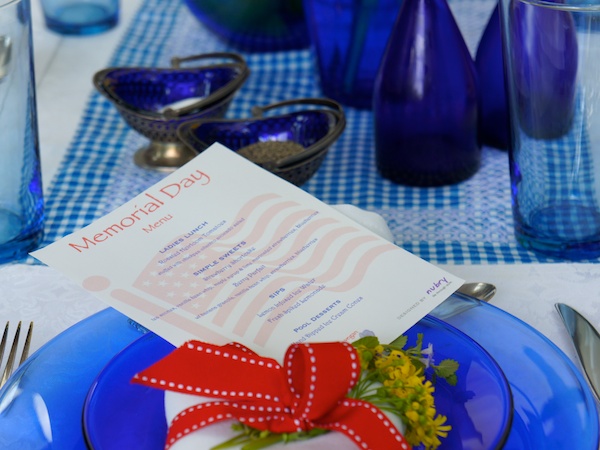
[32,144,462,360]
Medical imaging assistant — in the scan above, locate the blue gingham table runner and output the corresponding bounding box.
[37,0,594,265]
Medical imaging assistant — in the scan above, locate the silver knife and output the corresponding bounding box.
[556,303,600,401]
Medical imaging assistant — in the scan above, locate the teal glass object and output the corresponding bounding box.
[0,0,44,263]
[303,0,403,110]
[40,0,119,35]
[373,0,481,186]
[475,2,509,150]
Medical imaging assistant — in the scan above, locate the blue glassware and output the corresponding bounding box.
[82,315,513,449]
[177,98,346,186]
[373,0,481,186]
[0,0,44,263]
[1,296,598,449]
[303,0,403,110]
[475,2,509,150]
[183,0,308,52]
[508,0,578,139]
[500,0,598,259]
[94,53,249,172]
[40,0,119,35]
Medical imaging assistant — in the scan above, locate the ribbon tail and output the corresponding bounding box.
[132,340,286,401]
[317,399,411,450]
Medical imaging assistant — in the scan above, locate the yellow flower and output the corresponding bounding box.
[351,335,457,450]
[354,343,385,370]
[356,344,451,450]
[405,413,451,450]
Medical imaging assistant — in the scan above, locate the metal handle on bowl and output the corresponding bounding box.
[93,52,250,120]
[162,52,250,118]
[251,98,346,169]
[170,52,247,69]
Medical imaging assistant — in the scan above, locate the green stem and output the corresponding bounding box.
[240,434,285,450]
[210,433,253,449]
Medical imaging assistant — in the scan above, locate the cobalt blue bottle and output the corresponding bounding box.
[475,2,509,150]
[373,0,481,186]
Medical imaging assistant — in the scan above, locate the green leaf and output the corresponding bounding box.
[389,334,408,348]
[435,359,459,377]
[433,359,459,385]
[362,350,374,363]
[411,358,426,373]
[444,373,458,386]
[352,335,380,348]
[413,333,424,352]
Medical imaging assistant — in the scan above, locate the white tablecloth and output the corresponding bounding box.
[1,0,597,394]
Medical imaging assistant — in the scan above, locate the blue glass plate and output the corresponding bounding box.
[82,315,512,450]
[434,294,600,449]
[0,295,597,449]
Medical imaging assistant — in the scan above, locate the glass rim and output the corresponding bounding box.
[513,0,600,10]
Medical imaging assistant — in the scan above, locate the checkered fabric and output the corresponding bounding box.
[515,92,600,244]
[33,0,600,265]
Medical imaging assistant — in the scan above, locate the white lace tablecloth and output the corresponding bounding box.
[12,0,600,408]
[1,262,598,373]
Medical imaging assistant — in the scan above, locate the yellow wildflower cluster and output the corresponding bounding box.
[352,336,456,450]
[375,349,450,449]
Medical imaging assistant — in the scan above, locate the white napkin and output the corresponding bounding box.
[164,391,387,450]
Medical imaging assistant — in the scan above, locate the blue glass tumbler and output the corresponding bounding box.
[373,0,481,186]
[40,0,119,35]
[303,0,403,110]
[507,0,577,140]
[500,0,600,260]
[475,2,509,150]
[0,0,44,263]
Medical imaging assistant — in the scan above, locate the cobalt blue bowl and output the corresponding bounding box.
[93,52,250,171]
[177,98,346,185]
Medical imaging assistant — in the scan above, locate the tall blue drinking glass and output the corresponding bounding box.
[499,0,600,260]
[0,0,44,263]
[373,0,480,186]
[303,0,403,110]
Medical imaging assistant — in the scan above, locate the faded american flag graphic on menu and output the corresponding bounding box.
[32,143,462,360]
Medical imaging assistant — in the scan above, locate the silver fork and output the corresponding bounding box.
[0,321,33,388]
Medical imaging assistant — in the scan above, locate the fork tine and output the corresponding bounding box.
[0,322,8,365]
[19,322,33,366]
[0,321,21,387]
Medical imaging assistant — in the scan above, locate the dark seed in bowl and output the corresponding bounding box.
[237,141,305,166]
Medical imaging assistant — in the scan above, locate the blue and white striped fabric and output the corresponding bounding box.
[37,0,598,265]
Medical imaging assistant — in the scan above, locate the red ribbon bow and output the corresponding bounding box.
[133,340,410,450]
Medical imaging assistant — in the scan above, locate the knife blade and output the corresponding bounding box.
[556,303,600,401]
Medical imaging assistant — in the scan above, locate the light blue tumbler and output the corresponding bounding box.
[0,0,44,263]
[40,0,119,35]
